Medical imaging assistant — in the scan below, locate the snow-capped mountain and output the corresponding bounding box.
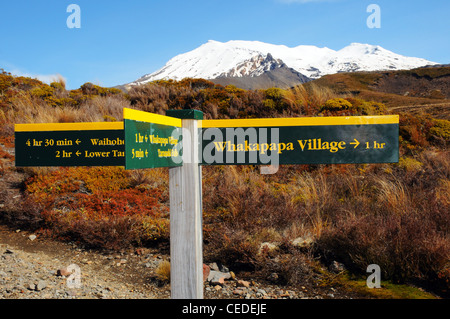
[129,40,437,87]
[219,53,285,78]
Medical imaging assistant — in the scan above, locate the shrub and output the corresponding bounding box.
[399,114,434,150]
[320,98,352,112]
[398,156,423,174]
[80,82,122,97]
[429,119,450,140]
[345,97,387,115]
[23,167,169,249]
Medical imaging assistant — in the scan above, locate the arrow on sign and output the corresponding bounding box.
[75,139,81,145]
[76,151,81,157]
[350,139,360,148]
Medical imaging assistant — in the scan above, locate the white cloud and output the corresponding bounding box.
[9,69,66,85]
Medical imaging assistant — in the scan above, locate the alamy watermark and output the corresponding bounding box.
[366,264,381,288]
[367,4,381,29]
[66,264,82,288]
[168,127,281,174]
[201,127,280,167]
[67,4,81,29]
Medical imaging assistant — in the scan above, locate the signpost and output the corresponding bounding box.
[15,108,399,300]
[123,107,203,299]
[15,122,125,167]
[123,108,183,169]
[200,115,399,165]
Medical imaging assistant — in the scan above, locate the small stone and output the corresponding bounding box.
[203,264,211,282]
[219,264,229,273]
[214,285,222,292]
[57,268,71,277]
[237,280,250,288]
[36,280,47,291]
[209,262,219,271]
[208,270,231,286]
[329,261,346,273]
[291,234,314,248]
[257,289,267,296]
[233,289,244,295]
[210,276,225,286]
[28,234,37,241]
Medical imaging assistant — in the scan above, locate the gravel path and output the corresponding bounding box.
[0,225,171,299]
[0,225,345,300]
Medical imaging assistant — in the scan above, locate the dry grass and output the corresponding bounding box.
[289,173,331,237]
[285,83,338,115]
[201,153,449,296]
[155,260,171,282]
[374,178,409,216]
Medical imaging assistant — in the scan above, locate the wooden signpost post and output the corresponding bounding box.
[15,108,399,300]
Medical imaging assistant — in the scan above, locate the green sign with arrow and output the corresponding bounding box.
[15,122,125,167]
[200,115,399,165]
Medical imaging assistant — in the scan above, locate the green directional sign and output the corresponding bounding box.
[15,122,125,167]
[200,115,399,165]
[123,108,183,170]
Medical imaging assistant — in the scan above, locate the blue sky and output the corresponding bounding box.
[1,0,449,89]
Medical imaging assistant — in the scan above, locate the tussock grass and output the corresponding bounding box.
[155,260,171,282]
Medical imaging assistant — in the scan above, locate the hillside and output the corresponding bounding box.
[306,65,450,119]
[0,69,449,299]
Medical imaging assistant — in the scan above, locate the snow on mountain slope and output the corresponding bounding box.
[132,40,437,85]
[219,53,285,78]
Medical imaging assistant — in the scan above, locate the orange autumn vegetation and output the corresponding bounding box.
[23,167,170,249]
